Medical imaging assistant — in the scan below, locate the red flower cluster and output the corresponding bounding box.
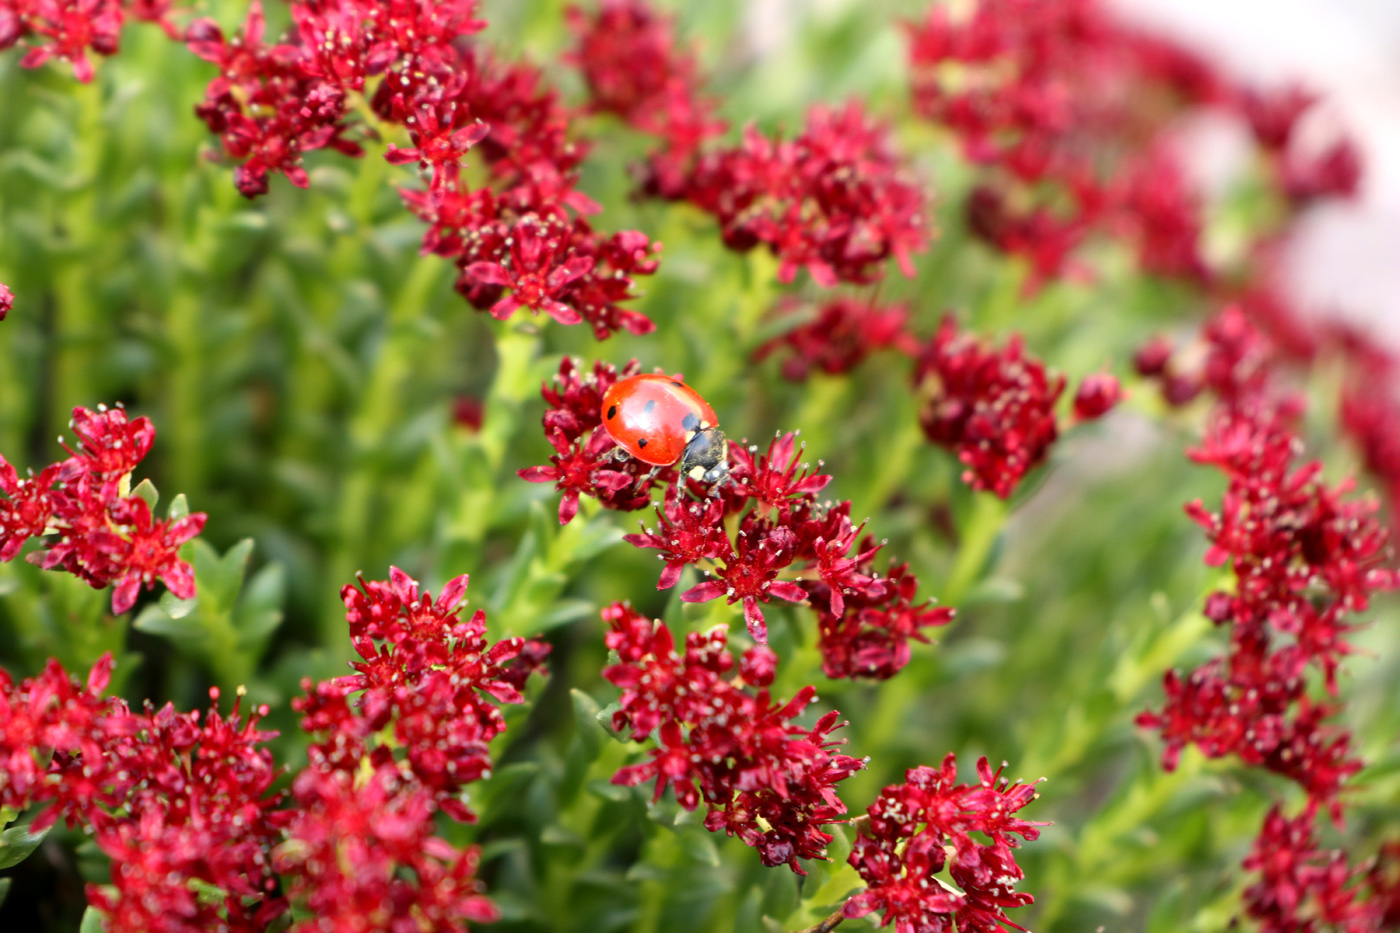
[282,567,548,930]
[1138,305,1400,924]
[753,297,918,382]
[906,0,1223,288]
[1139,391,1395,812]
[1137,312,1397,817]
[676,102,931,287]
[0,404,207,614]
[517,357,666,524]
[296,567,549,822]
[0,655,287,933]
[184,1,661,338]
[844,754,1045,933]
[522,358,955,672]
[601,602,865,873]
[565,0,725,200]
[1242,803,1395,933]
[1242,83,1363,207]
[0,281,11,319]
[569,8,927,285]
[914,316,1118,498]
[276,768,498,933]
[0,0,177,83]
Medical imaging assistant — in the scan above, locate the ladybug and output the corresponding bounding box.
[601,373,730,485]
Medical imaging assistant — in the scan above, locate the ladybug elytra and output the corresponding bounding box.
[601,373,730,485]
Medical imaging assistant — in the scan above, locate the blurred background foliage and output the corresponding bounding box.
[0,1,1396,931]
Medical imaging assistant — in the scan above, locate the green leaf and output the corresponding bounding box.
[0,821,50,869]
[678,828,720,867]
[586,778,632,802]
[212,539,255,610]
[595,701,626,742]
[79,904,107,933]
[234,563,286,648]
[961,576,1025,607]
[158,588,198,620]
[133,606,208,644]
[130,478,159,510]
[535,598,596,632]
[571,689,605,760]
[540,824,586,848]
[166,493,190,521]
[760,865,800,921]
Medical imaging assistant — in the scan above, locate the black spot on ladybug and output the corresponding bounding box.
[681,412,699,432]
[638,437,648,448]
[671,380,683,387]
[643,399,656,415]
[607,405,617,420]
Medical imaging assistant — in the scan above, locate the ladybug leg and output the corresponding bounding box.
[706,470,732,498]
[634,464,661,490]
[603,446,628,465]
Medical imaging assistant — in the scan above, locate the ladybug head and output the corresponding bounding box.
[678,427,729,485]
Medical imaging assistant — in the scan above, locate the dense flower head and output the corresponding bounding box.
[667,101,931,287]
[752,297,919,382]
[905,0,1225,288]
[1072,372,1122,421]
[601,603,866,873]
[587,20,933,288]
[0,655,288,932]
[277,567,549,926]
[565,0,726,199]
[85,687,289,933]
[635,431,902,648]
[844,754,1046,933]
[0,281,11,319]
[1140,381,1396,818]
[565,0,695,126]
[530,362,954,665]
[913,316,1065,498]
[381,42,663,338]
[519,357,668,524]
[1241,803,1396,933]
[182,0,664,337]
[275,765,498,933]
[1185,400,1397,686]
[296,567,549,821]
[0,404,206,613]
[2,0,128,83]
[810,560,955,681]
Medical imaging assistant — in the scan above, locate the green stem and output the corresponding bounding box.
[320,256,443,645]
[51,81,105,427]
[943,493,1007,606]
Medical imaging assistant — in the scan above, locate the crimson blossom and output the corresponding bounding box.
[0,281,11,319]
[280,567,549,931]
[0,655,288,933]
[0,0,177,83]
[1241,803,1398,933]
[844,754,1046,933]
[1137,305,1400,925]
[0,404,207,613]
[914,316,1119,499]
[521,357,955,674]
[906,0,1224,289]
[753,297,919,383]
[564,0,726,200]
[181,0,662,338]
[569,4,927,287]
[1138,313,1397,818]
[602,602,865,873]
